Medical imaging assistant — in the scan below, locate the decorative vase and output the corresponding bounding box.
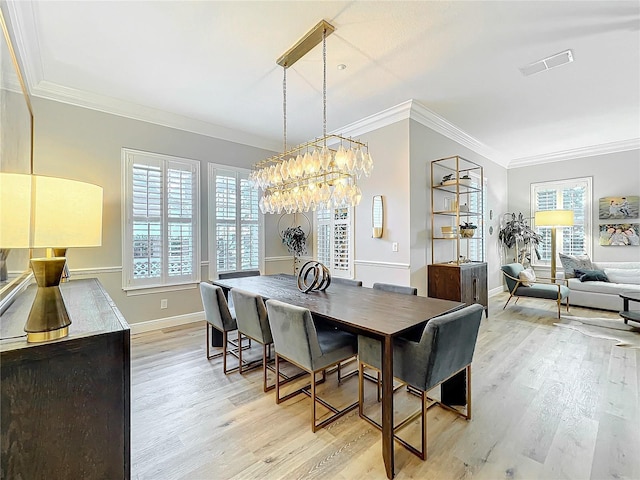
[460,228,475,238]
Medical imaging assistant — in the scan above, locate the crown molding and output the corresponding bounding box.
[332,100,509,168]
[509,138,640,168]
[4,0,41,94]
[408,101,509,167]
[31,81,283,152]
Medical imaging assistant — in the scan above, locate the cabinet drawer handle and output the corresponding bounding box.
[473,277,478,301]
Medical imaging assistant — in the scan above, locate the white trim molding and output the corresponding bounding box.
[509,139,640,168]
[489,285,506,297]
[354,259,410,269]
[71,266,122,276]
[129,311,204,335]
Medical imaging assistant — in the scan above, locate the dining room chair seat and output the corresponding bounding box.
[266,298,359,432]
[199,282,243,374]
[358,303,484,460]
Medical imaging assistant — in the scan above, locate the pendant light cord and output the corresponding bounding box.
[322,28,327,142]
[283,66,287,153]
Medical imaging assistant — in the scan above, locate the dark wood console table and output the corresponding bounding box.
[620,290,640,325]
[1,278,130,479]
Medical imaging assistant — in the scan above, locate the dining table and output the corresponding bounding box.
[212,274,464,479]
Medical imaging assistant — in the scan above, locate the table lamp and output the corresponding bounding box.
[534,209,574,283]
[0,173,103,342]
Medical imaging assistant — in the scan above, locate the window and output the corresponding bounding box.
[123,149,200,290]
[531,177,592,265]
[315,205,354,278]
[209,165,261,277]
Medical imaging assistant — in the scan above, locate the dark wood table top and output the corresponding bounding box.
[213,274,463,338]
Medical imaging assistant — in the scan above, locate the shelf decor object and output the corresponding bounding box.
[534,209,574,283]
[251,20,372,215]
[0,173,103,342]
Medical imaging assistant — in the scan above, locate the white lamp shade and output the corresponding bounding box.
[535,209,574,227]
[0,172,32,247]
[0,173,103,248]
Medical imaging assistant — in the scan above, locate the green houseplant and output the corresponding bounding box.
[459,221,477,238]
[498,212,543,266]
[282,225,307,258]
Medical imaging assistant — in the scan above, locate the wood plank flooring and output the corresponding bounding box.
[130,293,640,480]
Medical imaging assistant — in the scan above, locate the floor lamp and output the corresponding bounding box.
[534,209,574,283]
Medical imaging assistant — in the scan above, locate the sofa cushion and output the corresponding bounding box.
[604,268,640,285]
[567,277,640,294]
[575,269,609,282]
[559,253,593,278]
[515,283,569,300]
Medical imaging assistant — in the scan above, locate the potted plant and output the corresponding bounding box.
[497,212,543,265]
[282,225,307,258]
[459,221,477,238]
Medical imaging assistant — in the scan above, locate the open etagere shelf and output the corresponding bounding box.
[429,155,488,316]
[430,155,484,264]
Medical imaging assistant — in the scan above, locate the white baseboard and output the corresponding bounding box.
[489,285,505,297]
[129,311,205,335]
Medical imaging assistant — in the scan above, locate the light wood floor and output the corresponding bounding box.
[130,293,640,480]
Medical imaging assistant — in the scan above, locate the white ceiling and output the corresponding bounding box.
[6,1,640,167]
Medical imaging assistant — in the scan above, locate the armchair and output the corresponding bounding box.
[501,263,570,319]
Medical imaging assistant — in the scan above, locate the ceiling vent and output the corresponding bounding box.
[519,50,574,76]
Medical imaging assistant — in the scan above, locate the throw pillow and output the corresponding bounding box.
[604,268,640,285]
[558,252,593,278]
[574,269,609,282]
[518,268,536,287]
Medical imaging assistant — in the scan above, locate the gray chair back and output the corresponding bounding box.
[265,299,321,371]
[331,278,363,287]
[401,304,483,391]
[199,282,236,332]
[501,263,525,292]
[373,282,417,295]
[231,288,272,344]
[218,270,261,279]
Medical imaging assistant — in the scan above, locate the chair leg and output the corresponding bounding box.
[206,323,210,358]
[358,361,364,418]
[465,364,472,420]
[263,343,270,392]
[311,371,317,433]
[503,293,514,310]
[223,330,228,373]
[421,390,427,461]
[275,354,282,404]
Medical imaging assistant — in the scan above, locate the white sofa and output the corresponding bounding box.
[562,261,640,311]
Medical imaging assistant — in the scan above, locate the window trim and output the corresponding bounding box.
[530,176,593,267]
[121,148,201,291]
[207,163,264,280]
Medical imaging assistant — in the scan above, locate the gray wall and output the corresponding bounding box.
[32,97,274,324]
[508,149,640,264]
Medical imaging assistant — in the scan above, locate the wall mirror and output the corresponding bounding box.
[0,8,33,313]
[372,195,383,238]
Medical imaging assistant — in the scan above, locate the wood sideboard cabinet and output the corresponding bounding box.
[1,278,130,479]
[428,262,488,316]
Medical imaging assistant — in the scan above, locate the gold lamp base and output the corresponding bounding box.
[24,257,71,343]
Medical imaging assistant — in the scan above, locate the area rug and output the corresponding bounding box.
[555,315,640,348]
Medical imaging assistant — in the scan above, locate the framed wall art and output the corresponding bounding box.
[599,196,639,220]
[599,223,640,246]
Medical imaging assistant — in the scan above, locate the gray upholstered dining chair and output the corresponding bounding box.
[501,263,569,319]
[199,282,240,374]
[373,282,417,296]
[366,282,417,400]
[331,277,363,287]
[266,298,359,432]
[358,303,484,460]
[231,288,277,392]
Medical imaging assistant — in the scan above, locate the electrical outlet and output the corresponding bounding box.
[161,299,168,309]
[392,242,398,252]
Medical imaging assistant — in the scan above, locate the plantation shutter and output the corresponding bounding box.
[315,206,353,278]
[124,149,200,289]
[532,177,592,264]
[212,167,260,275]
